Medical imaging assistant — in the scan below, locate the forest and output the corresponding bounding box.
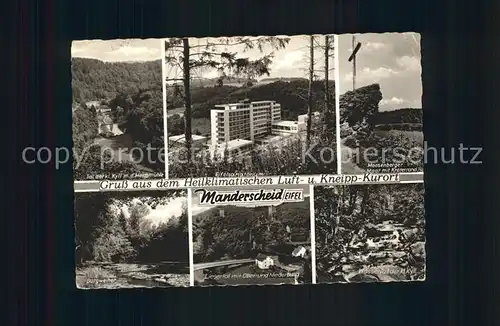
[314,184,426,283]
[168,79,335,123]
[164,36,338,178]
[192,201,310,264]
[167,79,337,178]
[71,58,162,103]
[71,58,164,179]
[74,190,189,288]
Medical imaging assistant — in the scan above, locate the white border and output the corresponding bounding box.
[309,185,317,284]
[161,39,169,179]
[73,172,424,192]
[334,34,342,175]
[187,188,195,286]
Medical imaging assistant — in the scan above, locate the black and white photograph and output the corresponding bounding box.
[191,185,313,286]
[164,35,337,178]
[72,39,165,181]
[314,183,425,283]
[337,33,423,174]
[75,190,189,289]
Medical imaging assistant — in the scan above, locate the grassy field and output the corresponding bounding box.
[341,128,424,173]
[372,129,424,144]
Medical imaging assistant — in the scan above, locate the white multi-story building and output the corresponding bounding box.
[210,100,282,144]
[210,99,305,157]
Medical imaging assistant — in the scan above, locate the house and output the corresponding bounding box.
[255,253,274,269]
[98,107,112,114]
[292,246,307,258]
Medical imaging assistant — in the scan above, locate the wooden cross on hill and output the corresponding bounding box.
[348,36,362,91]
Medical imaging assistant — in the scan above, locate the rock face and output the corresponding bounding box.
[340,84,383,147]
[410,241,426,262]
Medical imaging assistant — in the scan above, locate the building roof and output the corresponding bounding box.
[255,253,271,261]
[169,134,207,143]
[256,134,284,144]
[216,138,253,151]
[292,246,306,255]
[272,120,299,127]
[214,100,277,109]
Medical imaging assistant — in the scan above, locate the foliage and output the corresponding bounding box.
[164,36,291,162]
[314,184,425,281]
[72,103,98,155]
[72,58,164,178]
[75,191,189,265]
[193,201,310,263]
[108,87,165,171]
[168,131,336,178]
[373,109,423,125]
[189,80,334,121]
[71,58,161,103]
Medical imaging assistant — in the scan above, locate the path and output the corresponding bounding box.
[340,139,365,174]
[193,258,254,271]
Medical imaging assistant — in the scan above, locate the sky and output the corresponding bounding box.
[71,39,162,62]
[337,33,422,110]
[164,35,331,81]
[191,185,310,216]
[71,34,421,110]
[121,196,186,228]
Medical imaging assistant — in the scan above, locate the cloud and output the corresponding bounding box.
[364,42,387,52]
[343,66,397,83]
[107,46,159,59]
[272,50,305,70]
[338,33,422,110]
[380,97,405,106]
[362,66,398,79]
[396,55,421,72]
[122,197,185,228]
[72,39,161,62]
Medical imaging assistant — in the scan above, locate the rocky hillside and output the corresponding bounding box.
[339,84,424,172]
[339,84,383,148]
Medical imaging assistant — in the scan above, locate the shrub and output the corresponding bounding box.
[340,122,353,138]
[343,135,357,148]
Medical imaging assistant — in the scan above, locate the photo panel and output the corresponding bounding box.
[337,33,423,174]
[72,39,166,181]
[74,189,189,289]
[314,183,426,283]
[163,35,337,179]
[190,184,314,286]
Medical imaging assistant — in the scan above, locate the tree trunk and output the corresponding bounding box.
[306,36,314,148]
[360,186,370,216]
[323,35,333,139]
[182,38,193,163]
[347,189,358,215]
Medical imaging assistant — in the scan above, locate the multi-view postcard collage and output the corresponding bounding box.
[72,33,425,289]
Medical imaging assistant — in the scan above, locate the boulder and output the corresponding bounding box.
[410,241,426,262]
[401,228,419,242]
[365,223,390,238]
[348,273,380,283]
[340,84,383,146]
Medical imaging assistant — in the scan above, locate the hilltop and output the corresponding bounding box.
[192,200,310,225]
[71,58,335,126]
[71,57,162,104]
[374,108,423,125]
